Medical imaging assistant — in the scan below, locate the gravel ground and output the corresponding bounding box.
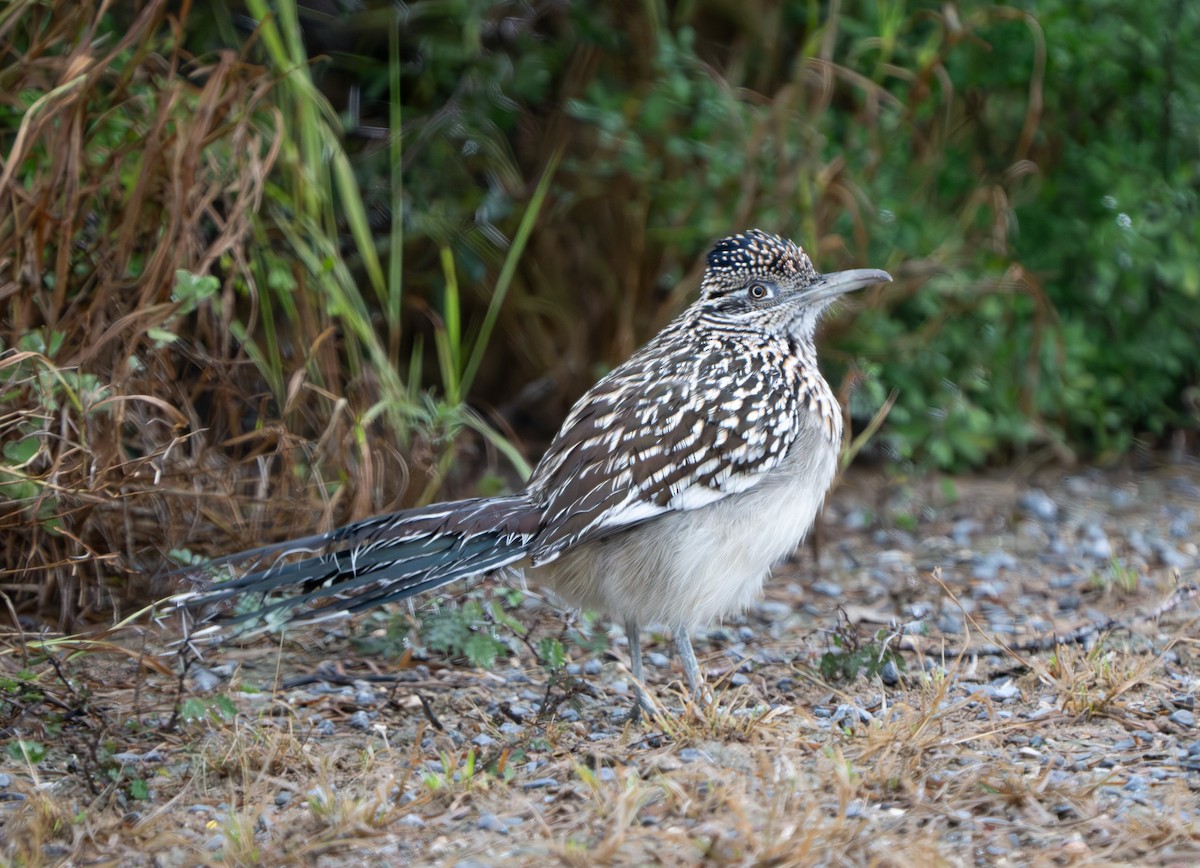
[2,461,1199,864]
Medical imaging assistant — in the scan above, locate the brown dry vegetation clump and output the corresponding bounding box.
[0,0,414,629]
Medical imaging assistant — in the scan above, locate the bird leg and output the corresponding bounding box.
[674,627,709,704]
[624,619,656,718]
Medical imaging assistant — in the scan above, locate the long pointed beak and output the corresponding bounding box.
[803,268,892,305]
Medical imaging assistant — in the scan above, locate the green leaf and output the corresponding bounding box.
[7,739,46,763]
[464,632,503,669]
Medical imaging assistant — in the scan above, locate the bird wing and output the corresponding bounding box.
[527,329,808,564]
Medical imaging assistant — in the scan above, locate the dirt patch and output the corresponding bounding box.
[3,463,1199,865]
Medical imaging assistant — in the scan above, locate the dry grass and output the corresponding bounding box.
[4,467,1199,866]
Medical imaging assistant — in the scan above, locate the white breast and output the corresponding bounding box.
[536,423,839,631]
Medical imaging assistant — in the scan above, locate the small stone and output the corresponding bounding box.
[984,680,1020,702]
[0,773,10,788]
[1019,489,1059,522]
[583,659,603,676]
[810,579,843,598]
[647,652,671,669]
[936,613,963,635]
[1154,542,1191,568]
[399,814,426,828]
[347,710,372,730]
[521,777,558,790]
[477,812,508,834]
[843,508,871,530]
[1080,535,1112,560]
[753,600,793,621]
[951,519,979,545]
[313,718,336,736]
[597,767,617,782]
[678,748,705,763]
[355,688,378,707]
[190,667,224,692]
[472,733,496,748]
[1169,710,1195,728]
[1109,488,1136,510]
[880,660,900,686]
[275,791,293,807]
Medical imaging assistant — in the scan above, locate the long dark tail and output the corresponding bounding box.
[171,495,538,640]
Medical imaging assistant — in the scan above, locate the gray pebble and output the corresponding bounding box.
[952,519,979,544]
[521,777,558,790]
[275,791,292,807]
[598,767,617,781]
[843,508,871,530]
[558,708,580,722]
[754,600,793,621]
[1057,595,1081,612]
[0,773,9,788]
[880,660,901,686]
[583,658,603,676]
[477,812,508,834]
[876,549,910,567]
[399,813,426,828]
[1126,529,1152,557]
[566,663,582,676]
[810,580,843,598]
[472,733,496,748]
[354,688,378,707]
[1169,710,1195,728]
[1080,535,1112,560]
[1049,573,1079,590]
[1015,520,1049,553]
[190,667,224,693]
[347,710,372,730]
[204,835,226,852]
[499,722,523,736]
[1109,488,1136,510]
[313,718,336,736]
[937,613,963,635]
[647,652,671,668]
[113,749,163,764]
[1154,541,1191,568]
[1019,489,1058,522]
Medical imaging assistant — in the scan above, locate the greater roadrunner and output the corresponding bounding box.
[173,229,890,708]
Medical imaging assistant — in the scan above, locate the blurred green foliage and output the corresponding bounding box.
[235,0,1196,469]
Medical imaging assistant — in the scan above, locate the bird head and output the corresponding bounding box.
[698,229,891,341]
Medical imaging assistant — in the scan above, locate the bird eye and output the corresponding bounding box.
[748,281,770,299]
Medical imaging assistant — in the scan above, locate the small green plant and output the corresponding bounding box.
[819,624,908,684]
[1089,558,1139,594]
[179,694,239,726]
[418,598,511,669]
[7,738,47,764]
